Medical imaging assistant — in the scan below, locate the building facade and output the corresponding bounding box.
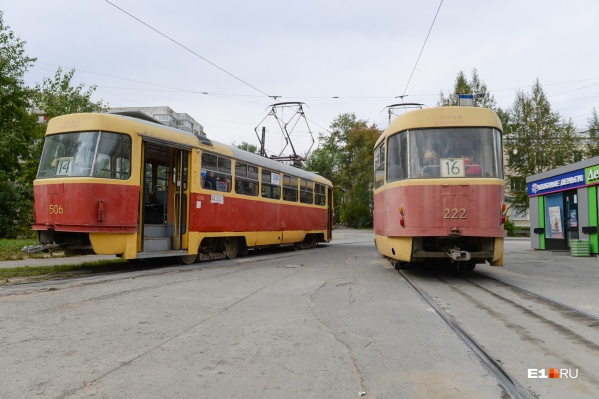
[108,106,205,136]
[527,155,599,253]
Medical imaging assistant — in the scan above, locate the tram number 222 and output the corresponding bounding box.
[443,208,467,219]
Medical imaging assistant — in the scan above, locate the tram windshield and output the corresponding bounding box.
[37,131,132,179]
[386,127,503,181]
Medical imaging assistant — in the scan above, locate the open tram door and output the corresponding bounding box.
[171,149,189,251]
[139,140,191,259]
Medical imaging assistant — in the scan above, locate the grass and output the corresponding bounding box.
[0,238,130,285]
[0,238,55,261]
[0,259,130,285]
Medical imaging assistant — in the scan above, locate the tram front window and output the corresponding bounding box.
[37,131,132,179]
[407,128,502,179]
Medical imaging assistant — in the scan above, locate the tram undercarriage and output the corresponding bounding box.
[375,234,504,270]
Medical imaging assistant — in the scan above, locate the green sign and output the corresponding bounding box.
[586,165,599,185]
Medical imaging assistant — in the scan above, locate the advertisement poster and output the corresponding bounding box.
[549,206,563,238]
[570,210,578,228]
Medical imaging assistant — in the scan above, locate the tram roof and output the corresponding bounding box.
[376,106,502,147]
[46,112,332,186]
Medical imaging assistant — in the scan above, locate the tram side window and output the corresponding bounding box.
[315,183,326,206]
[300,179,314,204]
[374,143,385,188]
[261,169,281,199]
[201,152,232,192]
[387,132,407,182]
[235,162,259,196]
[283,175,298,202]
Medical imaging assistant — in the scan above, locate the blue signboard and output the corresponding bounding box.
[528,169,586,196]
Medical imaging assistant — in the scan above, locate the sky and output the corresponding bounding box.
[3,0,599,157]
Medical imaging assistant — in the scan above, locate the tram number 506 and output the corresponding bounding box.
[49,205,64,214]
[443,208,467,219]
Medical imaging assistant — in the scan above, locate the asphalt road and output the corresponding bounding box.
[1,230,597,398]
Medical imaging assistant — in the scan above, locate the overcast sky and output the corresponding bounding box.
[3,0,599,156]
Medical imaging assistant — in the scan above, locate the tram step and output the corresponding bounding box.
[143,237,172,252]
[144,224,173,238]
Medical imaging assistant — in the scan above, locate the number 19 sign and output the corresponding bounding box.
[440,158,465,178]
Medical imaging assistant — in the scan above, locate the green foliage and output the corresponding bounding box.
[0,13,107,238]
[503,79,581,213]
[233,140,259,154]
[503,218,516,237]
[303,146,336,180]
[0,13,38,238]
[437,68,497,109]
[584,108,599,158]
[0,238,41,261]
[306,113,381,227]
[0,12,38,181]
[0,260,127,285]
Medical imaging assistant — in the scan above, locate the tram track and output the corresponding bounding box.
[397,269,536,399]
[470,271,599,324]
[397,264,599,398]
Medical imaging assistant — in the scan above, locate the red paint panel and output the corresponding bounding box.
[189,193,328,233]
[374,183,505,238]
[33,183,139,232]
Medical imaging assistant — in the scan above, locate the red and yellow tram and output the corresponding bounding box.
[373,106,506,270]
[31,112,333,263]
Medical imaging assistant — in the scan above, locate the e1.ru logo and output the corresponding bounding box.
[528,368,579,379]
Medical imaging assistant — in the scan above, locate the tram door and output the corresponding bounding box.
[140,143,170,253]
[172,149,189,250]
[327,187,334,240]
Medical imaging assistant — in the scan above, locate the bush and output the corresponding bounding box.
[0,181,34,238]
[503,218,516,237]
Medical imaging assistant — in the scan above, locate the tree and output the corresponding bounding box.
[584,107,599,158]
[503,79,581,213]
[0,12,38,237]
[338,124,380,228]
[438,68,497,109]
[0,11,37,181]
[305,113,381,227]
[232,140,259,154]
[303,146,337,182]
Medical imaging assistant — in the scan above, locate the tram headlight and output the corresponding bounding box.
[500,201,507,225]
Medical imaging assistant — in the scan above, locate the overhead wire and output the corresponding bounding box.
[401,0,444,98]
[104,0,274,99]
[32,61,599,106]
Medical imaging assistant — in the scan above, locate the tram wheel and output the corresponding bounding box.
[304,235,316,249]
[238,239,248,257]
[225,238,239,259]
[179,254,197,265]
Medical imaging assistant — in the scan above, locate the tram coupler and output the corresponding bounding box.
[446,247,471,262]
